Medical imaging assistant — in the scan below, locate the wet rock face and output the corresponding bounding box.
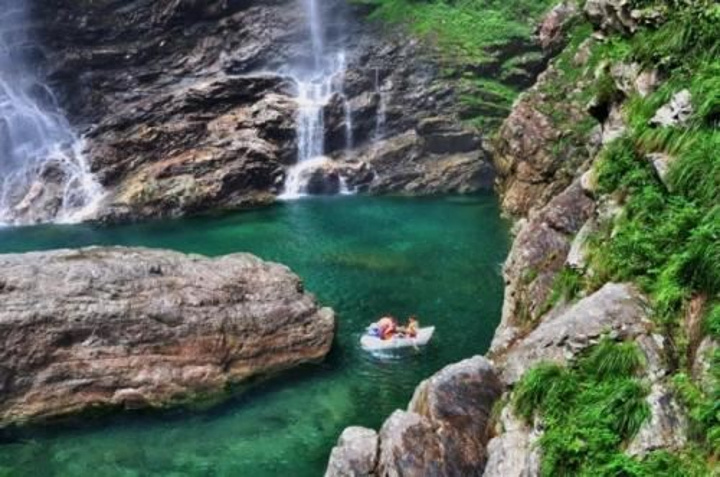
[0,247,335,426]
[33,0,493,221]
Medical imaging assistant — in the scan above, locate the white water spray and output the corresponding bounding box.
[0,1,103,225]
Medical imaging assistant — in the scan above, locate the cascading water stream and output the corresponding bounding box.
[374,68,388,141]
[280,0,353,199]
[0,0,103,225]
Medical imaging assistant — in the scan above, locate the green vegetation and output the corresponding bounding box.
[544,266,585,311]
[514,340,713,476]
[354,0,562,130]
[581,0,720,466]
[355,0,557,63]
[512,340,663,476]
[363,0,720,472]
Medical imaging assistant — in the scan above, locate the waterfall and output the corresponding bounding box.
[374,68,388,141]
[307,0,324,69]
[280,0,352,199]
[338,52,354,153]
[0,0,103,225]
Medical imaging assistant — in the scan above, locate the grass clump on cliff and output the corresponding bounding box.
[355,0,557,63]
[354,0,562,130]
[512,340,668,476]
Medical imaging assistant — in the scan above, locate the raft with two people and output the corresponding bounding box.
[361,316,435,351]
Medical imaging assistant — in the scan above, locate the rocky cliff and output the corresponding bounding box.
[0,247,334,426]
[325,0,719,474]
[27,0,497,222]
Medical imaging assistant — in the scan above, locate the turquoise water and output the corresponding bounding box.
[0,195,509,476]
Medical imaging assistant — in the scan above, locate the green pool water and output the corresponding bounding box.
[0,195,510,476]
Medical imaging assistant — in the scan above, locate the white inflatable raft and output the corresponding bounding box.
[360,326,435,351]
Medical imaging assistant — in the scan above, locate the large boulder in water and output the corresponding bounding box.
[327,356,504,476]
[0,247,335,426]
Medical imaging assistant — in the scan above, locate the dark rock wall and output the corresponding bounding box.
[30,0,494,222]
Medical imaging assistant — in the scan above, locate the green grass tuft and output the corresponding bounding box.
[513,363,571,423]
[580,338,646,381]
[514,341,655,476]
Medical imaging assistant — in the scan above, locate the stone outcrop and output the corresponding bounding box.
[584,0,639,34]
[497,283,651,384]
[326,427,379,477]
[327,356,504,476]
[492,180,595,351]
[493,65,599,217]
[483,407,541,477]
[325,2,701,475]
[627,383,688,457]
[693,337,719,394]
[650,89,694,128]
[538,1,580,53]
[0,247,335,426]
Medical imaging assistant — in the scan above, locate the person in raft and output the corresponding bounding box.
[376,316,397,340]
[398,317,419,338]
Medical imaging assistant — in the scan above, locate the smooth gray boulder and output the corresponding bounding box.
[325,427,379,477]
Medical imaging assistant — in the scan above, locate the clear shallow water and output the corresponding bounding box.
[0,195,509,476]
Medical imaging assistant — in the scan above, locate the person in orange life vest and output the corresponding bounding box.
[377,316,397,340]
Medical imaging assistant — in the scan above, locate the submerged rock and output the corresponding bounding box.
[0,247,335,426]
